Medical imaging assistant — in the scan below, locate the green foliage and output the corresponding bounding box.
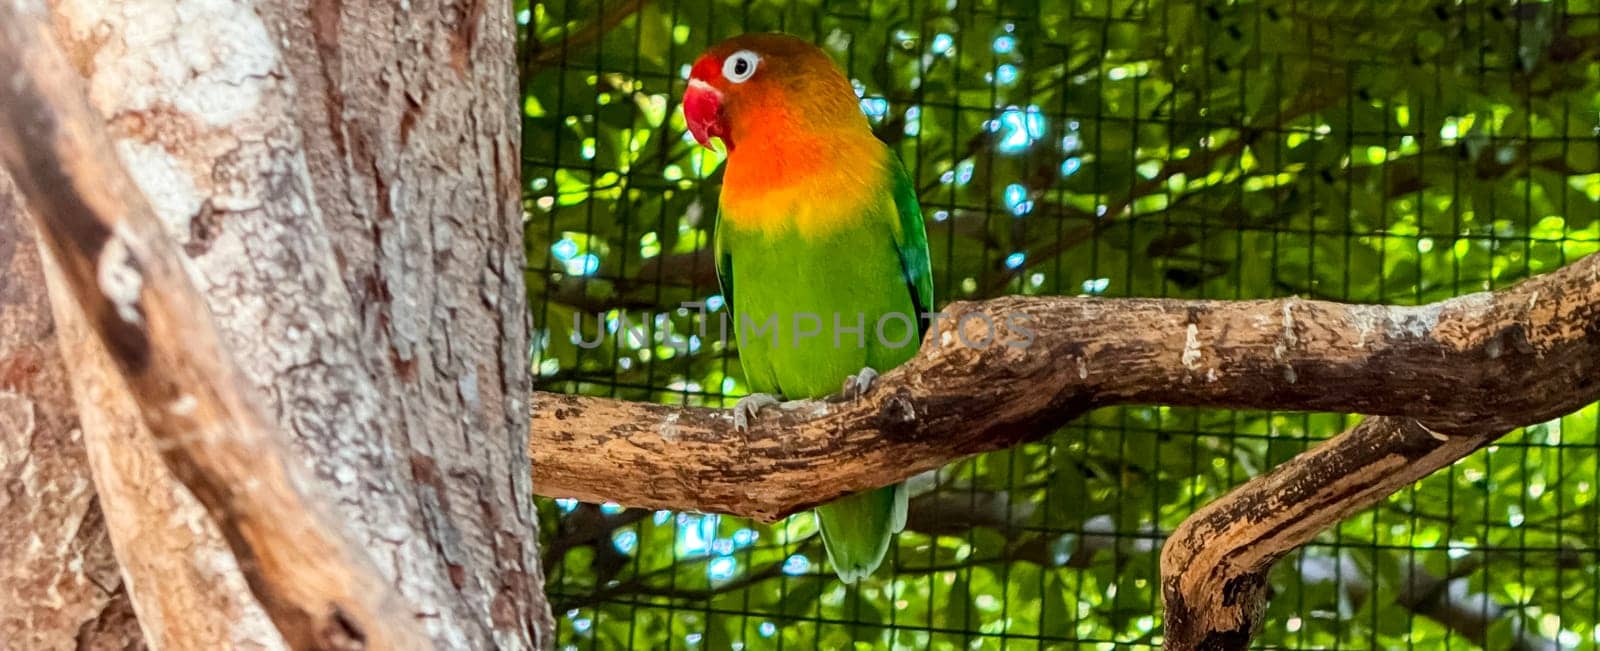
[522,1,1600,648]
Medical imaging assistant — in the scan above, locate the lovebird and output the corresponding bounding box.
[682,33,933,584]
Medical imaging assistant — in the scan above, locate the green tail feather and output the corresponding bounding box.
[816,483,908,584]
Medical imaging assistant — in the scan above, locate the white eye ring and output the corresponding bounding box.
[722,50,760,83]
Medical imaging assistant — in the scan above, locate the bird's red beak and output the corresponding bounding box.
[683,78,728,150]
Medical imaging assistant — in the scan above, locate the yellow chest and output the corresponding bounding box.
[718,133,887,237]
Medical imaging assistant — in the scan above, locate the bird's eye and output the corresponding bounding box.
[722,50,760,83]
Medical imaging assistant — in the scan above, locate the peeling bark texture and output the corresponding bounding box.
[531,252,1600,522]
[0,4,428,649]
[25,0,549,646]
[0,177,144,650]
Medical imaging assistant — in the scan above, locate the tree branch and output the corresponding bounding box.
[531,251,1600,522]
[0,7,424,650]
[1160,416,1496,649]
[0,168,144,650]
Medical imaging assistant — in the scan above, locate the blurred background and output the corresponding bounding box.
[521,1,1600,648]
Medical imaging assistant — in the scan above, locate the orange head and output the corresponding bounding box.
[682,33,867,153]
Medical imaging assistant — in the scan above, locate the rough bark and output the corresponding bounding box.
[1159,417,1481,649]
[12,0,550,646]
[0,175,144,651]
[45,0,465,641]
[0,3,432,648]
[265,0,550,643]
[40,251,289,650]
[530,252,1600,522]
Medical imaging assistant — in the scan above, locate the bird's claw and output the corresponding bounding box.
[841,366,879,400]
[732,393,782,431]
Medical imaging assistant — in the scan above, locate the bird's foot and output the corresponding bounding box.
[732,393,783,431]
[841,366,879,401]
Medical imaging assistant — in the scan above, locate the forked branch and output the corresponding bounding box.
[532,252,1600,522]
[531,229,1598,649]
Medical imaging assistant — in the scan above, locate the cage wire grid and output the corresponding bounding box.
[521,0,1600,649]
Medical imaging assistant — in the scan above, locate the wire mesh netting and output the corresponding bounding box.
[521,1,1600,648]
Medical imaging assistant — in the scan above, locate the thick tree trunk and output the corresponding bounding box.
[263,1,550,644]
[2,0,548,646]
[0,177,145,651]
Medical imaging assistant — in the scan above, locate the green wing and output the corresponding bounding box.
[715,154,925,332]
[713,211,733,311]
[814,154,928,584]
[886,154,934,337]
